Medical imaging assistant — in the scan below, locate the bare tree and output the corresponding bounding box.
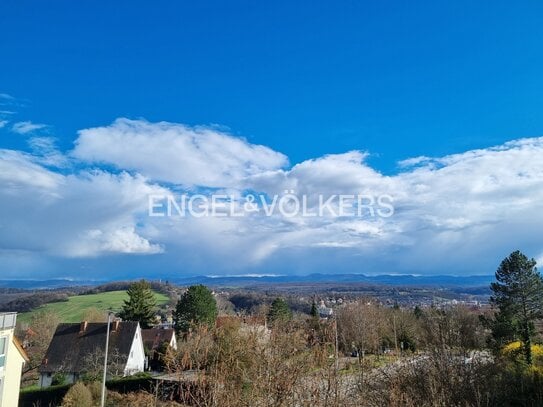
[20,310,60,376]
[82,347,128,380]
[337,299,383,356]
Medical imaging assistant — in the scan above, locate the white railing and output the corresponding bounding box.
[0,312,17,330]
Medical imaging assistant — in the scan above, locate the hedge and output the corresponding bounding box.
[19,376,153,407]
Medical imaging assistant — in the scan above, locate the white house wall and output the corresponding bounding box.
[124,324,145,375]
[170,333,177,350]
[0,328,26,407]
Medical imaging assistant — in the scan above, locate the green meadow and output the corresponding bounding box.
[18,290,169,324]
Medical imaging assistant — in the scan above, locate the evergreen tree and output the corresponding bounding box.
[174,285,218,334]
[490,250,543,364]
[307,299,321,334]
[268,297,292,323]
[310,301,319,318]
[118,280,157,328]
[413,305,424,319]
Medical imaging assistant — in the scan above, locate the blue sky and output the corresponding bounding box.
[1,1,543,279]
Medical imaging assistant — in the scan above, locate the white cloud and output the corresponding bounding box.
[0,120,8,128]
[27,137,67,167]
[397,155,432,168]
[76,227,163,256]
[12,121,49,134]
[1,118,543,277]
[73,118,288,188]
[0,149,63,191]
[0,150,166,258]
[221,136,543,274]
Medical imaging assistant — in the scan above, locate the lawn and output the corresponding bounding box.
[18,290,170,324]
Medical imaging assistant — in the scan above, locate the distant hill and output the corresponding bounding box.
[0,274,494,290]
[0,279,97,289]
[170,273,494,288]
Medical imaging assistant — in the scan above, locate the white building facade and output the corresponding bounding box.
[0,313,28,407]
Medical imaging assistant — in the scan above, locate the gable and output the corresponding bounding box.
[39,322,139,373]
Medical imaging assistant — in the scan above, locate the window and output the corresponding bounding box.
[0,336,6,369]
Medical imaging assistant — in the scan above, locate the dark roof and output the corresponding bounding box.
[39,322,139,373]
[141,328,175,352]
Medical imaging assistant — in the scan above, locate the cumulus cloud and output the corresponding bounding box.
[27,137,68,167]
[0,120,8,128]
[76,227,163,256]
[1,117,543,277]
[12,121,49,134]
[0,150,165,259]
[177,136,543,274]
[0,149,63,191]
[73,118,288,188]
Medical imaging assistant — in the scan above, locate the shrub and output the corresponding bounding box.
[106,390,155,407]
[87,380,102,402]
[502,341,543,364]
[19,383,71,407]
[51,372,66,386]
[61,382,93,407]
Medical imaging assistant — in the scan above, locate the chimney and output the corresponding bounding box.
[79,321,88,333]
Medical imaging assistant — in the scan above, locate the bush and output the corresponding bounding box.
[106,375,154,393]
[493,361,543,405]
[503,341,543,361]
[87,380,102,401]
[51,372,66,386]
[19,376,154,407]
[358,351,497,406]
[106,390,184,406]
[61,382,93,407]
[106,390,155,407]
[19,383,71,407]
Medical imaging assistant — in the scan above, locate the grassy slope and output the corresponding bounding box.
[18,290,169,324]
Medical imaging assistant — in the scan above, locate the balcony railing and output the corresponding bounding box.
[0,312,17,330]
